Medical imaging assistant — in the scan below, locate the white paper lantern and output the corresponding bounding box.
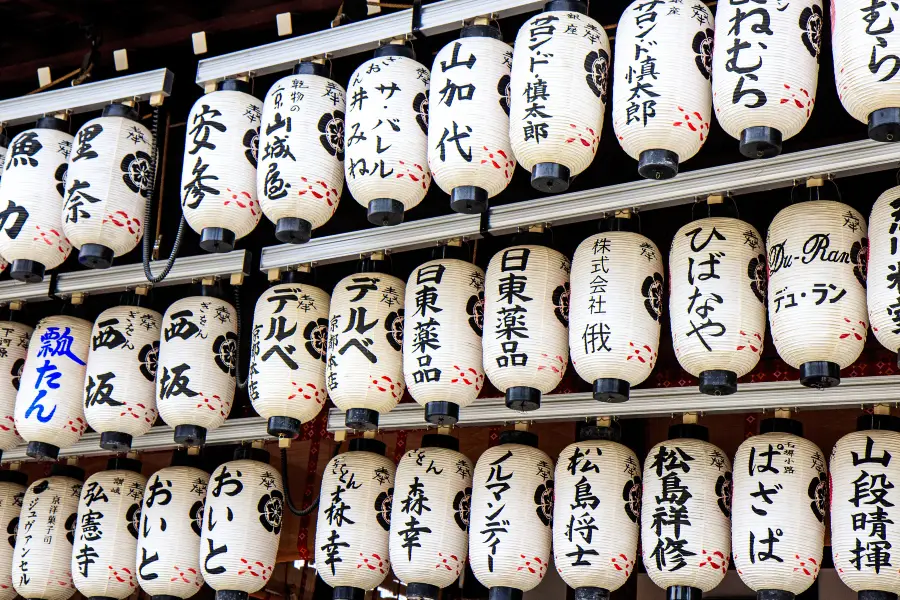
[428,25,515,213]
[0,117,73,282]
[62,104,153,269]
[612,0,713,179]
[84,305,161,451]
[257,63,345,243]
[200,447,283,600]
[135,454,210,600]
[12,464,85,600]
[71,458,146,600]
[712,0,823,157]
[0,132,9,181]
[315,438,395,600]
[732,419,827,597]
[248,273,330,437]
[0,321,30,459]
[868,186,900,360]
[15,315,91,460]
[483,241,569,411]
[388,435,473,599]
[641,424,732,597]
[767,198,868,387]
[0,470,27,600]
[508,2,609,193]
[181,81,262,253]
[403,253,484,424]
[344,45,431,226]
[570,220,664,402]
[156,294,237,446]
[469,430,554,599]
[325,267,405,431]
[553,426,641,597]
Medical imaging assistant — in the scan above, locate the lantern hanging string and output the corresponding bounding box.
[280,439,342,516]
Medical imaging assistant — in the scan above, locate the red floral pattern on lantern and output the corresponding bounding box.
[237,558,273,580]
[516,555,547,579]
[838,318,867,341]
[50,569,74,589]
[107,565,136,587]
[64,416,86,435]
[565,124,600,152]
[288,381,325,405]
[672,106,710,141]
[195,393,231,417]
[625,342,657,368]
[120,401,157,424]
[223,189,259,216]
[396,162,430,190]
[170,565,202,586]
[736,330,763,354]
[449,366,484,392]
[610,553,634,577]
[435,552,462,575]
[0,415,17,434]
[297,177,340,211]
[33,225,70,255]
[103,210,143,242]
[793,555,819,577]
[479,147,515,181]
[536,353,566,375]
[370,375,402,399]
[357,552,387,574]
[780,84,815,117]
[698,549,728,573]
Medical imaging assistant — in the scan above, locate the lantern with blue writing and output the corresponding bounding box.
[345,43,431,226]
[12,463,84,600]
[15,315,91,460]
[0,469,27,600]
[315,438,395,600]
[0,320,31,460]
[0,117,73,282]
[732,418,827,599]
[181,80,262,253]
[200,445,283,600]
[868,187,900,364]
[72,457,146,600]
[509,1,609,193]
[712,0,823,157]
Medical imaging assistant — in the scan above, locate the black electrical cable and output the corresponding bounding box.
[232,285,248,391]
[281,439,342,516]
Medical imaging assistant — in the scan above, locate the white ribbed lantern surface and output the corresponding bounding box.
[712,0,822,156]
[344,49,431,225]
[72,463,146,599]
[428,29,515,211]
[0,472,26,600]
[767,199,868,386]
[469,435,554,592]
[868,187,900,354]
[553,436,641,593]
[403,257,484,421]
[315,442,396,593]
[84,306,161,449]
[136,463,210,598]
[509,9,609,191]
[0,137,8,180]
[0,321,31,454]
[257,67,345,242]
[613,1,713,178]
[732,428,827,595]
[156,296,237,444]
[248,279,331,430]
[180,86,262,250]
[0,121,73,280]
[200,452,283,595]
[570,229,663,401]
[15,316,91,457]
[62,106,153,265]
[13,470,83,600]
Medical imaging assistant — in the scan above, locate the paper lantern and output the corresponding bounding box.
[181,80,261,253]
[767,197,868,387]
[868,186,900,362]
[712,0,822,157]
[248,271,330,437]
[0,131,9,180]
[732,418,827,598]
[61,103,153,269]
[553,424,641,598]
[403,250,484,424]
[483,237,569,411]
[156,293,237,446]
[612,0,713,179]
[508,1,609,193]
[15,315,91,460]
[200,446,283,600]
[257,62,345,243]
[469,430,554,600]
[0,469,27,600]
[428,23,515,213]
[71,457,146,600]
[641,423,732,598]
[0,117,73,282]
[0,321,31,460]
[135,452,210,600]
[12,464,85,600]
[388,434,473,600]
[569,215,663,402]
[325,264,405,431]
[84,305,161,451]
[315,438,395,600]
[344,44,431,226]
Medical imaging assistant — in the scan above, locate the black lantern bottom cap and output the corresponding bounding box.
[869,108,900,142]
[78,243,114,269]
[450,185,488,214]
[800,360,841,388]
[667,586,702,600]
[545,0,587,12]
[860,592,899,600]
[26,441,59,461]
[333,586,365,600]
[530,162,570,193]
[199,227,236,253]
[638,149,679,180]
[593,378,629,402]
[757,591,794,600]
[367,198,404,226]
[99,431,133,451]
[740,126,782,159]
[345,408,379,431]
[267,416,302,438]
[699,369,737,396]
[10,259,45,283]
[215,591,249,600]
[424,401,459,425]
[406,583,440,600]
[489,587,523,600]
[275,217,312,244]
[88,596,119,600]
[174,424,207,447]
[574,587,610,600]
[152,595,187,600]
[506,386,541,411]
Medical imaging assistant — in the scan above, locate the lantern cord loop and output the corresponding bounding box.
[280,441,342,516]
[232,285,249,390]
